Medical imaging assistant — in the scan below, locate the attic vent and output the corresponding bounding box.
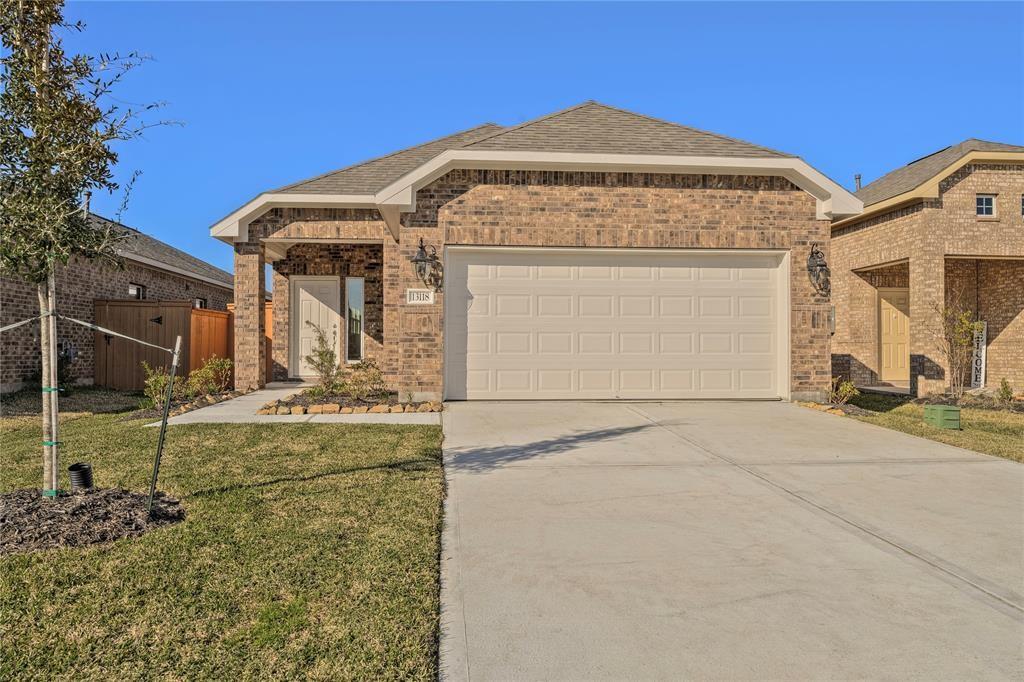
[906,146,952,166]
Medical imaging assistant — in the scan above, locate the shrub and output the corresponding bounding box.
[303,322,342,390]
[142,356,233,408]
[142,361,185,409]
[828,377,860,405]
[185,356,233,398]
[343,360,389,402]
[996,378,1014,405]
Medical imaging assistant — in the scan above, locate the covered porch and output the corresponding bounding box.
[228,206,443,401]
[833,256,1024,396]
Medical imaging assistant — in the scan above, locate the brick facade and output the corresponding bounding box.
[832,163,1024,394]
[235,171,833,401]
[1,259,231,393]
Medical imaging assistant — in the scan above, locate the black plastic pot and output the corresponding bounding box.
[68,462,94,492]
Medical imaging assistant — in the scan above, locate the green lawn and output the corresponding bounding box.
[0,400,444,679]
[848,393,1024,462]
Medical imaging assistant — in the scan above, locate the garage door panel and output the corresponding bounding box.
[446,249,784,400]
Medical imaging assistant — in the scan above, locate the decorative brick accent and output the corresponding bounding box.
[1,260,230,393]
[236,171,833,401]
[832,163,1024,394]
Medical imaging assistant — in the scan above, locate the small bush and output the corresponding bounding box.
[185,356,233,398]
[343,360,389,402]
[142,356,233,408]
[996,378,1014,405]
[828,377,860,405]
[304,322,342,389]
[141,361,185,409]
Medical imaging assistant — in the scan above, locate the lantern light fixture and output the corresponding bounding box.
[807,242,831,297]
[410,238,442,290]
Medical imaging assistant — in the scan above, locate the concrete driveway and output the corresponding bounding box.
[440,401,1023,680]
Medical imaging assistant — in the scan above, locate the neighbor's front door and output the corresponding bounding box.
[291,276,341,378]
[879,288,910,382]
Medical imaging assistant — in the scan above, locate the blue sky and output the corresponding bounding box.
[64,1,1024,275]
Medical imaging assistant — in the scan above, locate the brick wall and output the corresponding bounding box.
[1,258,231,393]
[237,171,833,401]
[831,163,1024,394]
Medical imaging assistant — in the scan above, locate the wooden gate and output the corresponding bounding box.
[94,300,231,390]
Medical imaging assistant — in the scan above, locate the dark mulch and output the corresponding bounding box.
[283,392,400,409]
[0,488,185,554]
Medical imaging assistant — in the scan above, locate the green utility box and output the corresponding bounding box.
[923,404,961,430]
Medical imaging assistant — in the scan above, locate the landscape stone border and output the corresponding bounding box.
[256,395,442,416]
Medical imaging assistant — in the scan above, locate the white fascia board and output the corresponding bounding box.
[119,251,234,290]
[209,192,377,243]
[375,150,863,221]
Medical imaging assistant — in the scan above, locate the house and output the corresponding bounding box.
[1,213,234,393]
[831,140,1024,396]
[212,101,861,402]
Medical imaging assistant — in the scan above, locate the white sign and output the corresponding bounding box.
[971,321,987,389]
[406,289,435,305]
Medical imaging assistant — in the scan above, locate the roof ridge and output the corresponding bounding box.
[465,100,792,157]
[270,122,503,194]
[461,101,599,148]
[588,101,793,157]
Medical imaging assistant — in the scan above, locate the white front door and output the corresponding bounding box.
[445,248,788,400]
[290,276,342,378]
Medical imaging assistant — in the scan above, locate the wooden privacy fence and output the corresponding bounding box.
[94,300,231,391]
[226,301,273,384]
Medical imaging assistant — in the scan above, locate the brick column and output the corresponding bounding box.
[909,255,945,396]
[233,241,266,390]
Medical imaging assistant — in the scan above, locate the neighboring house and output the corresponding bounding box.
[831,140,1024,396]
[212,101,861,402]
[1,213,234,393]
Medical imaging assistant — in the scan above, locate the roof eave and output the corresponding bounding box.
[210,192,379,243]
[376,150,862,221]
[833,149,1024,230]
[210,151,863,244]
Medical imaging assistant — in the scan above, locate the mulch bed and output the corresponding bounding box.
[912,393,1024,414]
[0,488,185,554]
[797,401,874,417]
[287,392,400,409]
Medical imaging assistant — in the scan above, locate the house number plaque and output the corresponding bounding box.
[406,289,435,305]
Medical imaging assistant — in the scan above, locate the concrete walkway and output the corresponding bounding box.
[148,386,440,426]
[441,401,1023,680]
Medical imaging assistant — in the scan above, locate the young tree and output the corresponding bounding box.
[928,289,984,399]
[0,0,165,494]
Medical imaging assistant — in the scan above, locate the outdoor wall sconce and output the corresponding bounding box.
[807,242,831,297]
[410,238,443,290]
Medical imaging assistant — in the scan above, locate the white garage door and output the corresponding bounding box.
[444,248,788,400]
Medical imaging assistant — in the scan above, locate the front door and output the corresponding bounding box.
[879,288,910,382]
[290,276,341,378]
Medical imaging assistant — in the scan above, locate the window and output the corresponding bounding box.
[128,283,146,300]
[1020,195,1023,217]
[976,194,996,217]
[345,277,364,362]
[193,298,207,309]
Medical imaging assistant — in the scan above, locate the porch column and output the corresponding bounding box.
[909,255,945,396]
[233,240,266,390]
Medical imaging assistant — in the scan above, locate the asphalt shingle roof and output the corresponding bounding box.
[91,214,233,288]
[275,124,503,195]
[274,101,792,197]
[856,139,1024,207]
[466,102,793,158]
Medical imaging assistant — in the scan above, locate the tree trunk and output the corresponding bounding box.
[47,270,60,492]
[37,281,54,493]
